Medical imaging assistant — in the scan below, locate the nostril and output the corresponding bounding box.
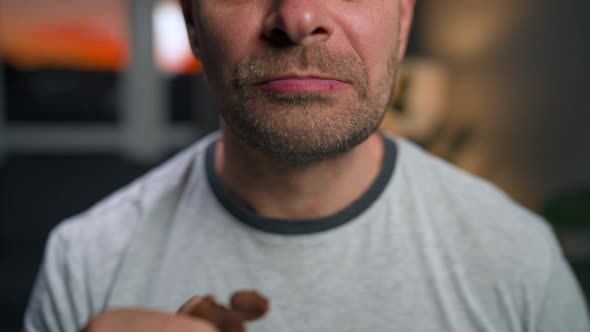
[311,27,327,35]
[263,24,330,47]
[268,28,294,47]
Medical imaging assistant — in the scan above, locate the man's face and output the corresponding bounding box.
[182,0,414,163]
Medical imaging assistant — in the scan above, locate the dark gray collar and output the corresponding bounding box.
[206,136,397,235]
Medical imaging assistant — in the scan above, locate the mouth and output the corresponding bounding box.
[255,75,351,93]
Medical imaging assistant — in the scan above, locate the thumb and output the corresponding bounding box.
[177,295,205,314]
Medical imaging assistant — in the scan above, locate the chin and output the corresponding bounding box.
[223,107,381,165]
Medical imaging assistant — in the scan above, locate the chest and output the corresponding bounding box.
[144,238,513,332]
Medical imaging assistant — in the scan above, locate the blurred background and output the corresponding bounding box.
[0,0,589,330]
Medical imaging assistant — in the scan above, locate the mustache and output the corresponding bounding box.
[233,45,368,98]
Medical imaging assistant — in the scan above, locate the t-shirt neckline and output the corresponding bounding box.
[205,135,397,235]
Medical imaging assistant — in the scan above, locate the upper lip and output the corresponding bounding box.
[257,74,348,84]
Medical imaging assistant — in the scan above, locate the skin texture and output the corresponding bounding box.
[183,0,413,165]
[180,0,415,220]
[84,1,415,331]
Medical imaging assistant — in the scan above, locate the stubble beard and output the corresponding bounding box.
[218,45,398,165]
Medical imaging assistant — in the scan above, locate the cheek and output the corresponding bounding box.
[198,9,262,85]
[339,7,400,90]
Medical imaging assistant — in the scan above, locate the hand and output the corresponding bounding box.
[177,295,248,332]
[83,308,218,332]
[177,291,269,332]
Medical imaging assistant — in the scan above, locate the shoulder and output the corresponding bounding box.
[55,134,214,243]
[45,133,217,293]
[25,134,219,327]
[384,137,589,331]
[393,136,546,226]
[391,137,559,281]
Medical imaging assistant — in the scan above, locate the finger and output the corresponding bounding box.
[177,295,205,314]
[178,295,229,327]
[230,291,269,321]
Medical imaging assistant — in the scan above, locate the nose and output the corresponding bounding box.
[263,0,335,47]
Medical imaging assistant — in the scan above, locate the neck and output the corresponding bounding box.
[215,127,385,220]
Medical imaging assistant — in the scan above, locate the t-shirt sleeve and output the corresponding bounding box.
[534,230,590,332]
[23,224,90,332]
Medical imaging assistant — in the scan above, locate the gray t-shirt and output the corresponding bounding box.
[24,133,590,331]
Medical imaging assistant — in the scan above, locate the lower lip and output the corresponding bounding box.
[258,78,350,93]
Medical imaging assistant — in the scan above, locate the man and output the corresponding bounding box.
[24,0,589,331]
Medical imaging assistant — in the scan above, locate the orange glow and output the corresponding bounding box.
[2,23,128,71]
[172,55,202,74]
[0,0,201,73]
[1,22,201,73]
